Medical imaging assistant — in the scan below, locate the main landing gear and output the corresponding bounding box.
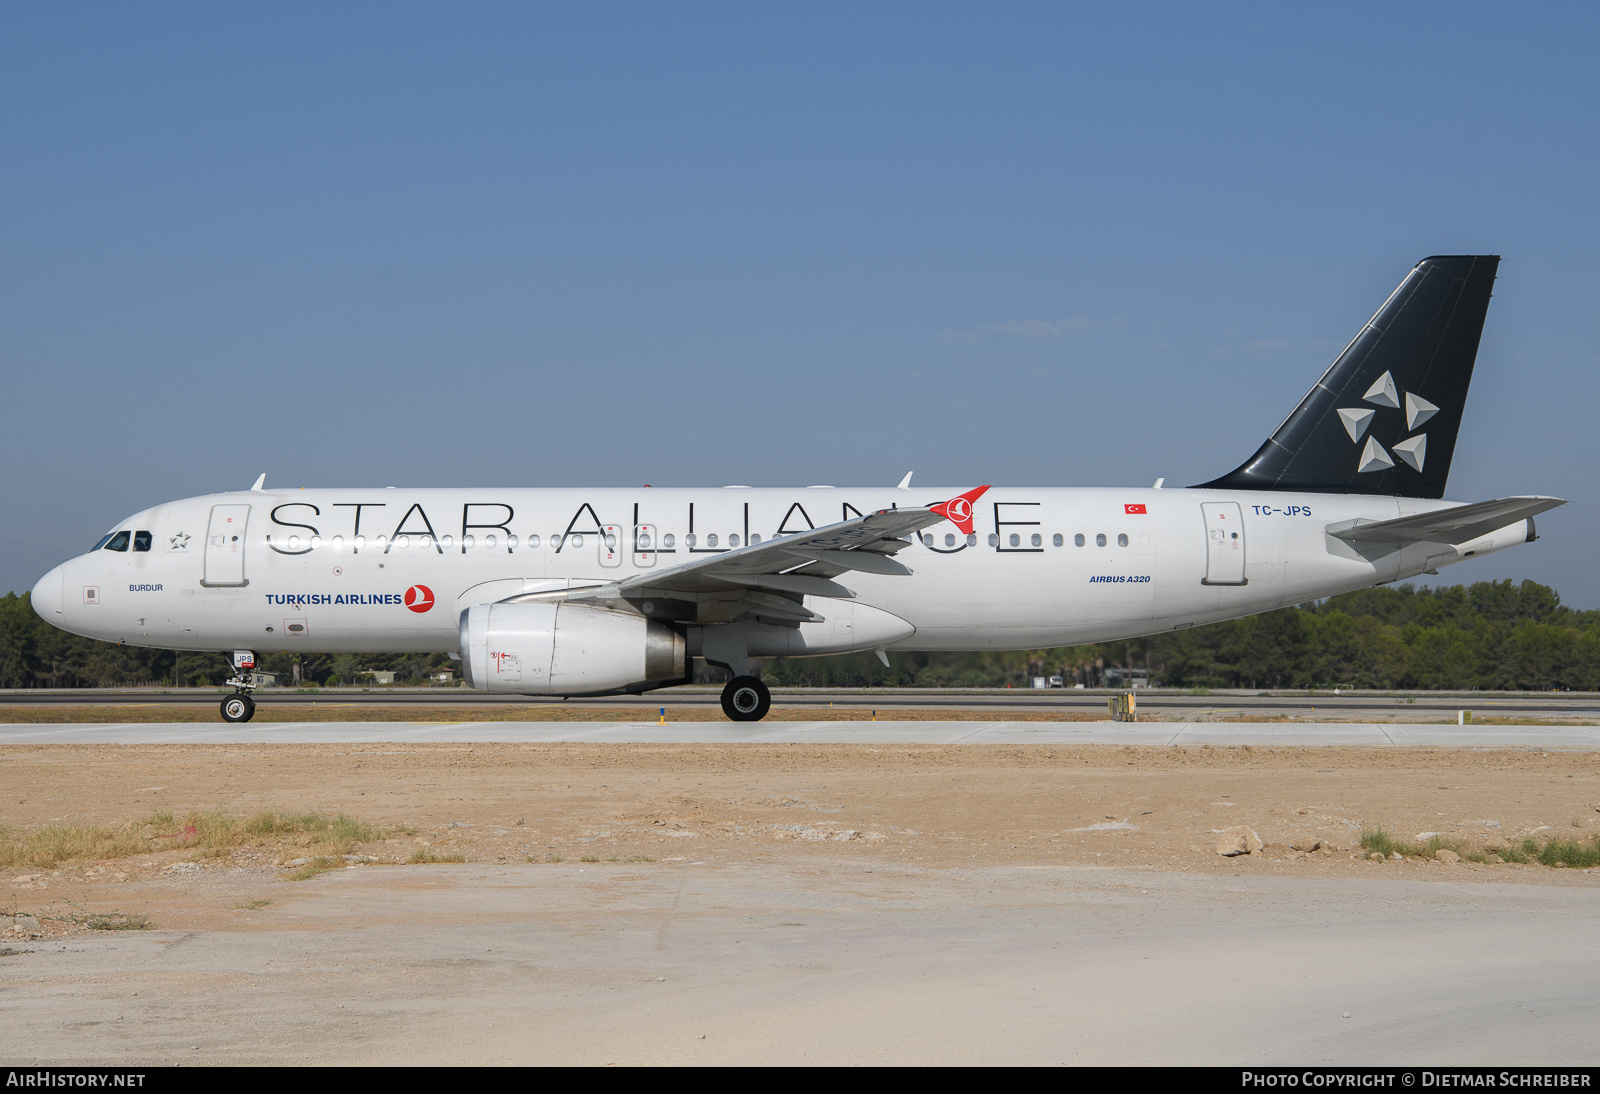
[720,675,771,722]
[221,649,259,723]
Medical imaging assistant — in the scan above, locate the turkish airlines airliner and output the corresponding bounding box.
[30,256,1561,722]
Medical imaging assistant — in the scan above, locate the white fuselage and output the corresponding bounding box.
[32,485,1531,661]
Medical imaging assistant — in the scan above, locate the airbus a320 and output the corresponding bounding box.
[30,255,1560,722]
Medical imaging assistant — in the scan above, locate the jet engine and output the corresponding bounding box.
[459,602,687,695]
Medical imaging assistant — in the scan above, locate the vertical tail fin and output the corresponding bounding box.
[1196,255,1499,499]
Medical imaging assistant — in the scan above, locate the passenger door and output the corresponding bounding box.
[1201,502,1246,585]
[203,505,251,587]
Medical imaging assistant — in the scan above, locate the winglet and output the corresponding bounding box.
[929,485,990,536]
[249,474,266,492]
[896,471,914,490]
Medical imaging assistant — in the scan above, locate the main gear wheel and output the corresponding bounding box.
[720,676,771,722]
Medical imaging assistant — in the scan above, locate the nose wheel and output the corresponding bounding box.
[720,675,771,722]
[221,649,259,723]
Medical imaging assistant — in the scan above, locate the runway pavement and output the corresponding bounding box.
[5,719,1599,747]
[5,686,1597,722]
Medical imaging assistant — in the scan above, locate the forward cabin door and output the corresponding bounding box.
[1201,502,1247,585]
[203,504,252,587]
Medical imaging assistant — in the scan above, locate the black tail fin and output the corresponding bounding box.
[1196,255,1499,499]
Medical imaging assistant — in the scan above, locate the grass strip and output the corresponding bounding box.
[1361,826,1600,867]
[406,848,467,864]
[0,809,382,869]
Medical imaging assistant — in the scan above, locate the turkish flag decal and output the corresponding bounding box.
[1125,504,1147,514]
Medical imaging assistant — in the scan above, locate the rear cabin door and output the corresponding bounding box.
[1201,502,1247,585]
[203,504,252,587]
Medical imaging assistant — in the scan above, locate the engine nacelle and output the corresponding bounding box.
[459,602,686,695]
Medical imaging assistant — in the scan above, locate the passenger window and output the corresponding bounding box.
[1031,534,1042,547]
[638,533,652,549]
[750,533,761,544]
[922,534,933,546]
[728,535,740,547]
[527,534,539,548]
[1075,534,1085,547]
[988,534,999,547]
[1096,533,1107,547]
[463,535,475,549]
[105,531,130,552]
[506,535,517,548]
[604,534,616,549]
[1117,533,1129,547]
[663,534,675,548]
[440,535,452,549]
[707,534,718,547]
[1008,534,1020,547]
[945,534,955,547]
[685,534,697,547]
[1052,534,1063,547]
[966,534,977,546]
[92,533,115,551]
[133,530,152,552]
[549,535,560,549]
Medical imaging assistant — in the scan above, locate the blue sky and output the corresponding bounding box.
[4,3,1598,603]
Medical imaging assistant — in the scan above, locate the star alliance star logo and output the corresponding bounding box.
[1336,371,1436,473]
[169,531,190,550]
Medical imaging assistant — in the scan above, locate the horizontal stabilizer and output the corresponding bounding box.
[1326,496,1564,546]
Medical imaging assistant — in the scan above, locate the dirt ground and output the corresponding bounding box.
[4,742,1599,939]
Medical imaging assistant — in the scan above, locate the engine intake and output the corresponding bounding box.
[459,602,686,695]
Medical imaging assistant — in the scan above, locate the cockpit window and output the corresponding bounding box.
[133,531,153,552]
[104,531,131,552]
[92,533,115,551]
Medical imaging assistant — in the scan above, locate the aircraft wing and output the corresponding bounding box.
[1326,496,1565,546]
[525,486,989,625]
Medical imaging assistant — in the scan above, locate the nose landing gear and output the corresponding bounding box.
[221,649,259,723]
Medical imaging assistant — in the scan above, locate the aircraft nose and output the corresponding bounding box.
[31,564,64,621]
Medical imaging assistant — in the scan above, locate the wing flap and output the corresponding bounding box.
[716,573,857,598]
[783,549,912,576]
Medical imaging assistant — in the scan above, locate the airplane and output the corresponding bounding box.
[29,255,1562,723]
